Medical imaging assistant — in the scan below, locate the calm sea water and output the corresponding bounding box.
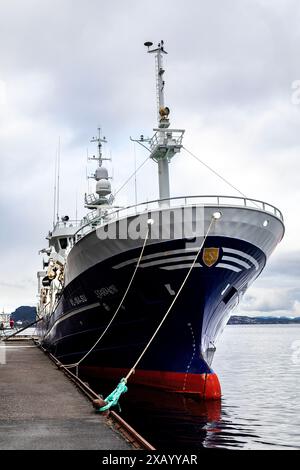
[103,325,300,450]
[8,325,299,449]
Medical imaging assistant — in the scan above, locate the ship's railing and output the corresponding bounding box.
[108,195,283,222]
[77,194,283,236]
[85,192,99,205]
[85,192,115,208]
[55,220,82,229]
[83,210,99,223]
[149,128,185,153]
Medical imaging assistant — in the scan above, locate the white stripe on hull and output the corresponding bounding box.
[160,263,203,270]
[222,255,251,269]
[140,255,198,268]
[114,246,258,273]
[216,263,242,273]
[222,247,259,270]
[113,247,198,269]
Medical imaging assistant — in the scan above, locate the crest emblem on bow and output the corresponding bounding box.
[202,248,219,267]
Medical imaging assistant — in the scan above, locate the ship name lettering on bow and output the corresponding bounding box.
[69,295,87,307]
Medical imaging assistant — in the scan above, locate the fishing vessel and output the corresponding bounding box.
[37,41,284,399]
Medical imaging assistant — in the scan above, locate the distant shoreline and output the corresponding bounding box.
[6,307,300,326]
[228,316,300,325]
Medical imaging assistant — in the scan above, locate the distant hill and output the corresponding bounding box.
[7,307,300,327]
[10,306,36,325]
[228,315,300,325]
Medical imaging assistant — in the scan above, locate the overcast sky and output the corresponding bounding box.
[0,0,299,316]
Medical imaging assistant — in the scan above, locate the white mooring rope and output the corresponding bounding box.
[95,213,219,412]
[63,221,152,372]
[124,213,218,382]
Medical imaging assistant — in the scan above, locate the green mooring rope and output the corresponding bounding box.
[98,379,128,412]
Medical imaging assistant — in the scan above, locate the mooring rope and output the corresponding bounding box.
[124,214,216,382]
[63,220,152,372]
[98,213,219,411]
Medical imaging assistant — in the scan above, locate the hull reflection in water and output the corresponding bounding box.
[83,377,224,448]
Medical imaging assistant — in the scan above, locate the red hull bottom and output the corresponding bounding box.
[81,366,222,400]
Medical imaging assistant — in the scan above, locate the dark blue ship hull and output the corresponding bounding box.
[41,235,265,399]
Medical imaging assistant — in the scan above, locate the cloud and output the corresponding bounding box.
[239,250,300,316]
[292,300,300,316]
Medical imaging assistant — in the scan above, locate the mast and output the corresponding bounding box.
[53,149,57,228]
[90,128,106,167]
[144,41,185,203]
[56,137,61,222]
[85,128,113,210]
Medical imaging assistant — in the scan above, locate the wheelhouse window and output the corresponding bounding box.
[59,238,68,249]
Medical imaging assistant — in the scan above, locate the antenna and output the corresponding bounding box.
[133,141,138,205]
[90,127,108,167]
[144,41,153,50]
[56,136,61,222]
[86,148,90,194]
[144,40,168,124]
[53,148,58,228]
[75,189,78,221]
